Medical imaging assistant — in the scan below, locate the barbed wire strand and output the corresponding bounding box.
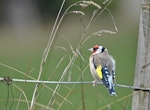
[0,77,150,91]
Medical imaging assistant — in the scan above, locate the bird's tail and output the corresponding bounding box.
[108,82,116,96]
[102,76,116,96]
[101,66,116,96]
[108,75,116,96]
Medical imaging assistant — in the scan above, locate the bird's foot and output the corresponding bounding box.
[92,80,97,87]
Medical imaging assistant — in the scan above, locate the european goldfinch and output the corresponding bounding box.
[88,45,116,95]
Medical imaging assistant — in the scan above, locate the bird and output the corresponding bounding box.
[88,45,116,96]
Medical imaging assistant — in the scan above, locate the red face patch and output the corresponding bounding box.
[93,45,99,53]
[93,45,99,49]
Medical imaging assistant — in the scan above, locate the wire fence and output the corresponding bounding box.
[0,0,146,109]
[1,76,150,91]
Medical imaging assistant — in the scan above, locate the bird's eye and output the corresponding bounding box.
[93,47,98,51]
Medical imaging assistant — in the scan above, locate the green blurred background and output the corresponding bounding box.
[0,0,140,110]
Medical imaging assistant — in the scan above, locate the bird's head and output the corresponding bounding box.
[88,45,105,54]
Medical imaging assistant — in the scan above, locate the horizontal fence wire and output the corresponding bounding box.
[0,77,150,91]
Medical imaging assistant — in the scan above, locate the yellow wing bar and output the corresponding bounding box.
[96,65,103,79]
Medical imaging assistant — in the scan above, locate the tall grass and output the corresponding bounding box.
[0,0,136,110]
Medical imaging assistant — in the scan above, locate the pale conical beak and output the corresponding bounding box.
[88,48,93,52]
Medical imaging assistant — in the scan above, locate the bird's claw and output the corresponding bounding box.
[92,80,97,87]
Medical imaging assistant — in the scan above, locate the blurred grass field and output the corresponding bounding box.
[0,23,138,109]
[0,1,139,109]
